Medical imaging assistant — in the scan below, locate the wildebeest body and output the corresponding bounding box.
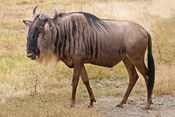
[52,13,147,68]
[23,7,155,109]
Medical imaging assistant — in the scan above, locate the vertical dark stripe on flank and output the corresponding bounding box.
[72,19,77,55]
[86,28,90,56]
[58,26,63,57]
[70,21,74,56]
[118,46,126,54]
[82,28,88,55]
[68,21,72,55]
[92,30,96,59]
[77,20,81,52]
[54,25,59,54]
[95,30,98,59]
[77,31,80,51]
[90,30,93,59]
[62,24,67,58]
[60,25,65,58]
[65,21,70,56]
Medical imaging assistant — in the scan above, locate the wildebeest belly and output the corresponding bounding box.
[90,55,125,67]
[86,47,126,67]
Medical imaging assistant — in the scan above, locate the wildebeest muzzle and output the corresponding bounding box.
[27,48,40,60]
[26,36,40,60]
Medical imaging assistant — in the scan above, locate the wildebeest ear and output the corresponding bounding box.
[23,20,32,26]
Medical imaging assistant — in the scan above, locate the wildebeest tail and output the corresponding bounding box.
[147,32,155,97]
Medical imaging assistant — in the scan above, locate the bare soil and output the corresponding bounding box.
[95,94,175,117]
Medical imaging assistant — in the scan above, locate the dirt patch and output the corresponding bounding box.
[95,94,175,117]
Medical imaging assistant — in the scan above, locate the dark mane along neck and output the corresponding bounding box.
[69,12,109,30]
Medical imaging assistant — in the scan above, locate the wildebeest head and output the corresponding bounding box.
[23,6,57,60]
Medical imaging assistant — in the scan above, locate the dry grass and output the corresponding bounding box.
[0,93,102,117]
[134,64,175,96]
[154,65,175,95]
[0,0,175,116]
[151,17,175,63]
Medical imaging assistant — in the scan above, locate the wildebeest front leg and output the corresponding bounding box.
[71,60,82,107]
[81,65,96,107]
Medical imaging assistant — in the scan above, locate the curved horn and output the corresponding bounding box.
[33,5,38,17]
[51,9,58,20]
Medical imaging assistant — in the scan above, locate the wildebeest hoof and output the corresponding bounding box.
[89,99,96,107]
[70,103,75,108]
[143,103,152,110]
[88,105,94,108]
[116,104,124,108]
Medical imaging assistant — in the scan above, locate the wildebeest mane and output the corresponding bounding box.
[69,12,109,31]
[81,12,108,30]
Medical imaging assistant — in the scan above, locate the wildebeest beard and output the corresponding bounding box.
[36,22,58,65]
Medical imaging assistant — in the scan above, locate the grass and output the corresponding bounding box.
[151,16,175,63]
[0,93,102,117]
[0,0,175,116]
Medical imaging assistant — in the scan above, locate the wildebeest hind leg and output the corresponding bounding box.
[116,57,138,107]
[81,65,96,107]
[134,60,152,109]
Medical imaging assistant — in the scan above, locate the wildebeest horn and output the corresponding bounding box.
[51,9,58,20]
[33,5,38,17]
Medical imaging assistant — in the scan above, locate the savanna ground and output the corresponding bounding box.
[0,0,175,117]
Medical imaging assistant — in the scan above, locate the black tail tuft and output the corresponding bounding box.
[147,33,155,98]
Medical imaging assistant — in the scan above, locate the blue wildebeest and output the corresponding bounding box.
[23,6,155,109]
